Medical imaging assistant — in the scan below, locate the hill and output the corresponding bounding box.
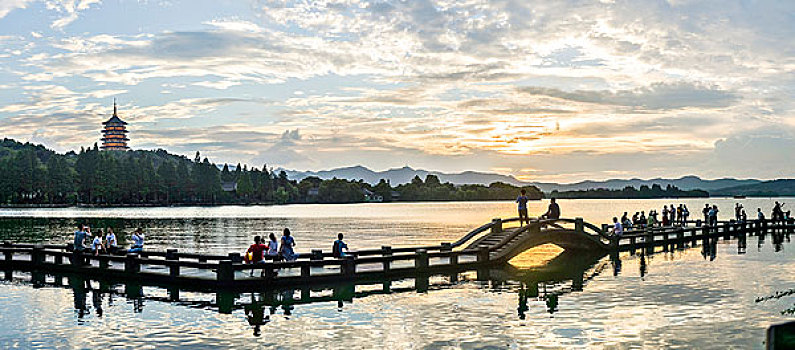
[711,179,795,197]
[280,166,529,186]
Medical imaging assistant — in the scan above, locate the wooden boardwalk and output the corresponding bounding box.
[1,217,792,291]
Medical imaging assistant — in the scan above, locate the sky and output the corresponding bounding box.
[0,0,793,183]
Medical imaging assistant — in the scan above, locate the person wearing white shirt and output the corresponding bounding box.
[105,228,118,254]
[92,234,105,256]
[612,217,623,237]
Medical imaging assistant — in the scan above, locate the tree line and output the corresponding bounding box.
[0,138,543,206]
[549,184,709,199]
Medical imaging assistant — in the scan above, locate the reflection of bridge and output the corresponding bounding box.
[2,246,613,318]
[0,218,792,290]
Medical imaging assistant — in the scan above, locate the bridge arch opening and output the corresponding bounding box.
[507,243,565,269]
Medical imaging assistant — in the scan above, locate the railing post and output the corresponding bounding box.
[381,246,392,273]
[3,241,13,264]
[415,249,429,271]
[477,247,490,263]
[491,218,503,234]
[217,260,234,284]
[440,242,455,266]
[228,252,243,264]
[99,255,109,269]
[645,227,654,254]
[676,227,685,248]
[301,264,311,278]
[125,253,140,274]
[32,244,45,267]
[166,249,180,278]
[341,255,356,277]
[311,249,323,261]
[575,217,584,235]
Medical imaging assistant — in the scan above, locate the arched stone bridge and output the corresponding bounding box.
[454,217,613,264]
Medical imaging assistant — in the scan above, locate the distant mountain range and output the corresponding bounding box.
[279,166,526,187]
[278,165,793,195]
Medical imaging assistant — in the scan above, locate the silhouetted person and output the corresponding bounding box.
[541,198,560,220]
[703,204,710,224]
[516,189,530,226]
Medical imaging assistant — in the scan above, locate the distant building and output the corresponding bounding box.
[221,181,238,192]
[362,188,383,202]
[100,100,129,151]
[307,187,319,197]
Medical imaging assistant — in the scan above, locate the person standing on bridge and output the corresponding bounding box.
[516,190,530,226]
[541,198,560,220]
[703,204,710,224]
[682,205,690,226]
[612,217,623,237]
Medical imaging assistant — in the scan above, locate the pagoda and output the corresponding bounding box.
[100,100,130,150]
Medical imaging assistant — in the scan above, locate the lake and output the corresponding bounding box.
[0,198,792,349]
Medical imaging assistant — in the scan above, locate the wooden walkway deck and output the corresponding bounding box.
[1,217,792,291]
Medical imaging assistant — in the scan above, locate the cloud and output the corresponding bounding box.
[1,0,793,181]
[517,82,738,110]
[0,0,34,19]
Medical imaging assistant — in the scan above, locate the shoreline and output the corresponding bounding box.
[0,195,789,210]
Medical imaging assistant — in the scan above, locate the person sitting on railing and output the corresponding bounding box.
[105,227,118,254]
[332,233,349,258]
[245,235,268,277]
[647,210,657,228]
[612,217,623,237]
[266,233,279,260]
[541,198,560,220]
[757,208,765,221]
[128,228,145,253]
[279,228,298,261]
[91,230,106,256]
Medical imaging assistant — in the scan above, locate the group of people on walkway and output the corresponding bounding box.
[73,224,144,256]
[244,229,350,265]
[243,229,296,266]
[243,229,350,277]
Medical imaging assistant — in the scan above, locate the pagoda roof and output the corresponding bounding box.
[102,100,128,125]
[103,115,127,125]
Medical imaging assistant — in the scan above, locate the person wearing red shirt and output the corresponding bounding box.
[246,236,268,277]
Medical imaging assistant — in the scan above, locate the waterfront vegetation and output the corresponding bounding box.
[550,185,708,199]
[0,138,728,206]
[0,138,543,206]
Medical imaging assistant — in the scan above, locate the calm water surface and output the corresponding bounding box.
[0,199,792,349]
